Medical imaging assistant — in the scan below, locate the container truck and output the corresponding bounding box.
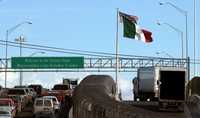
[63,78,78,89]
[133,66,186,111]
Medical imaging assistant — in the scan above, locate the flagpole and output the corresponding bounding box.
[115,8,120,100]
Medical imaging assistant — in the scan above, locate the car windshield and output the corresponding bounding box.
[35,100,43,106]
[44,100,51,106]
[0,111,10,116]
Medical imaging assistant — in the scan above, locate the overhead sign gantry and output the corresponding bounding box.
[0,56,188,72]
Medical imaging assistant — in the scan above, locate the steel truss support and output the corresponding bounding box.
[0,57,187,72]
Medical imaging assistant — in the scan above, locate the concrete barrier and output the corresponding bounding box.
[187,94,200,118]
[72,75,149,118]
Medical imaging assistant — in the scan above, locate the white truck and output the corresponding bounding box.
[133,66,186,111]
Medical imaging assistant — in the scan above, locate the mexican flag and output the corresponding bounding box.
[119,12,153,43]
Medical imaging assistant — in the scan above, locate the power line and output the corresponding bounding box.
[0,40,176,59]
[2,40,198,66]
[0,42,113,57]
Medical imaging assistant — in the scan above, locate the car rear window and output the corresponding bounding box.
[35,100,43,106]
[52,98,57,102]
[53,85,69,90]
[44,100,52,106]
[8,89,25,95]
[0,102,9,106]
[0,111,10,115]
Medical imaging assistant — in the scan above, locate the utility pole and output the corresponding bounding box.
[15,35,26,86]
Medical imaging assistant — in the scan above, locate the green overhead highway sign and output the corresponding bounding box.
[11,57,84,69]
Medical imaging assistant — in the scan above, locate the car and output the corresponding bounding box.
[33,98,55,118]
[50,84,72,103]
[43,96,60,111]
[13,87,34,103]
[0,111,13,118]
[28,84,45,97]
[0,98,16,117]
[7,88,28,106]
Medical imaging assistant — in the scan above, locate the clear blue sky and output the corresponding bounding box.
[0,0,199,100]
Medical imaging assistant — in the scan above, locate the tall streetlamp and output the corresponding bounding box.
[30,51,45,57]
[15,35,26,86]
[159,2,190,98]
[156,51,173,58]
[157,21,184,58]
[5,21,32,88]
[159,2,188,59]
[193,0,196,76]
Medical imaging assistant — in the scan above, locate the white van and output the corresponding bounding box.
[33,98,55,118]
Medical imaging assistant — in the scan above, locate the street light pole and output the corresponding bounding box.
[156,51,173,58]
[159,2,190,98]
[29,51,45,57]
[5,31,8,88]
[159,2,188,59]
[157,21,184,58]
[4,21,32,88]
[193,0,196,76]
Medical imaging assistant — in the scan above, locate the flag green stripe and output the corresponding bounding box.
[122,16,136,38]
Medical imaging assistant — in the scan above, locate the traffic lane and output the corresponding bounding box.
[124,101,187,118]
[15,103,33,118]
[15,103,68,118]
[15,109,61,118]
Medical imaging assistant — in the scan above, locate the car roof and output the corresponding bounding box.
[9,88,26,90]
[35,97,52,101]
[14,86,27,88]
[43,96,57,98]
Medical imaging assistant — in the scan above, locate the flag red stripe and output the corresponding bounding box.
[141,29,153,43]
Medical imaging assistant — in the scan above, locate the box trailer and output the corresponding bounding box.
[133,67,186,111]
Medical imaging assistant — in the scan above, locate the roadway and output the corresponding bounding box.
[122,101,188,118]
[14,101,199,118]
[15,102,69,118]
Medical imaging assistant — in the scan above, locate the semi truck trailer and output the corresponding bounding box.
[133,66,186,111]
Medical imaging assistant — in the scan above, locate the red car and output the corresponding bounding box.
[0,98,17,117]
